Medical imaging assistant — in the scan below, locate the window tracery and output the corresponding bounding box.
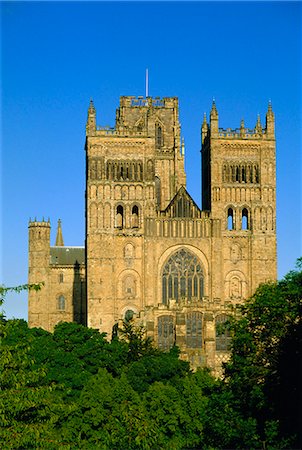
[158,315,174,351]
[186,311,202,348]
[162,249,204,304]
[215,314,232,351]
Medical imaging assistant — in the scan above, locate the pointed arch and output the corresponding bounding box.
[161,248,204,304]
[186,311,202,348]
[155,123,164,148]
[227,207,234,230]
[242,207,249,230]
[131,204,139,228]
[216,314,231,351]
[57,295,65,311]
[115,205,124,229]
[158,316,175,351]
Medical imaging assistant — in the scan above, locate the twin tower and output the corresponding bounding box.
[28,96,276,372]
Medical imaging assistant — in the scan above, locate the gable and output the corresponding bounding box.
[162,186,201,218]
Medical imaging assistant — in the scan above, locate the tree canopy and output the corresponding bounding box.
[1,260,301,448]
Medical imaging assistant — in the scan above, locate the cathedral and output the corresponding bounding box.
[28,95,277,372]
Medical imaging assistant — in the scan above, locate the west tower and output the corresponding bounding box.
[202,101,277,295]
[85,97,186,333]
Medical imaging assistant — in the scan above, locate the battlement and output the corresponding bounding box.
[119,96,178,109]
[28,219,50,228]
[218,127,267,139]
[88,95,180,140]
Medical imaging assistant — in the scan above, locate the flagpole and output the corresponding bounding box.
[146,68,148,98]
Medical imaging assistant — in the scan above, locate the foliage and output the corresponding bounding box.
[223,258,302,448]
[0,283,44,321]
[118,320,157,362]
[1,261,301,448]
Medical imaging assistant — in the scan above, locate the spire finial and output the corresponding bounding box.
[203,112,207,125]
[211,98,218,114]
[88,98,95,111]
[55,219,64,247]
[268,99,273,113]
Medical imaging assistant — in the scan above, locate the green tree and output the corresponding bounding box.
[0,322,66,448]
[224,258,302,447]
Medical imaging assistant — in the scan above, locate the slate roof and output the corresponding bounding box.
[50,247,85,266]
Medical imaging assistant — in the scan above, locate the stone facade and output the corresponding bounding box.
[28,95,277,372]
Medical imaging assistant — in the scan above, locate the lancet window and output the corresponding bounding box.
[215,314,232,351]
[131,205,139,228]
[162,249,204,305]
[158,315,175,351]
[155,124,163,149]
[227,208,234,230]
[242,208,249,230]
[186,312,202,348]
[115,205,124,229]
[57,295,65,311]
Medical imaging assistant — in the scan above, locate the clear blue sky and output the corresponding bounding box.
[1,1,301,320]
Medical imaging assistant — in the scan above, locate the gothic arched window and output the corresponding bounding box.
[116,205,124,229]
[59,272,64,283]
[215,314,232,351]
[242,208,249,230]
[227,208,234,230]
[158,315,174,351]
[186,312,202,348]
[131,205,139,228]
[155,125,163,149]
[162,249,204,305]
[57,295,65,311]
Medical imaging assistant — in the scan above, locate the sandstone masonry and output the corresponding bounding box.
[28,96,277,373]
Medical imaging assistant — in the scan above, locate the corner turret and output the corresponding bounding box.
[28,219,51,278]
[210,100,218,136]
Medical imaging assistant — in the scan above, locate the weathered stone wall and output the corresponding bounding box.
[28,96,276,373]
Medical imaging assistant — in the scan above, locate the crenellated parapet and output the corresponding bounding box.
[202,100,275,142]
